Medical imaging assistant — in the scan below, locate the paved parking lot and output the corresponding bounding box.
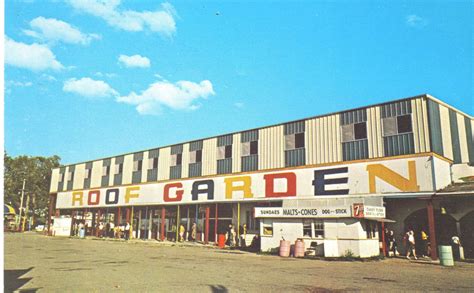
[4,233,474,292]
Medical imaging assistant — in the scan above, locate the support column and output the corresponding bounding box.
[126,208,131,223]
[381,222,386,256]
[96,209,102,237]
[47,195,55,236]
[138,209,142,239]
[148,208,153,240]
[426,199,438,260]
[117,207,121,226]
[214,203,218,244]
[237,202,241,240]
[130,207,134,239]
[204,206,210,244]
[176,205,180,242]
[160,207,166,241]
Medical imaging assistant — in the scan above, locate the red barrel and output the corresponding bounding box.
[218,234,226,248]
[279,240,291,257]
[294,239,305,257]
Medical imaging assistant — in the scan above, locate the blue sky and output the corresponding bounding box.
[5,0,473,164]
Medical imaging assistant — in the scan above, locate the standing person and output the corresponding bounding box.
[405,230,418,260]
[230,224,237,247]
[125,222,131,240]
[384,228,390,256]
[226,224,233,246]
[109,222,115,238]
[98,222,104,238]
[191,222,197,242]
[420,230,429,257]
[240,224,247,248]
[179,224,185,242]
[388,230,397,257]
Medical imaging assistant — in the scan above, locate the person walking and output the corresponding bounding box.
[179,224,185,242]
[405,230,418,260]
[420,230,429,257]
[125,222,131,240]
[190,222,197,242]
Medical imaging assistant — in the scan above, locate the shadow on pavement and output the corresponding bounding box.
[4,267,41,292]
[209,284,228,293]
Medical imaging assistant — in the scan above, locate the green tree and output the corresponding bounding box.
[4,152,61,225]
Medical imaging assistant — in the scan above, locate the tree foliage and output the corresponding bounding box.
[4,152,61,224]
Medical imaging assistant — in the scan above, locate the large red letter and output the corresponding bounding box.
[264,172,296,197]
[88,190,101,205]
[164,183,183,202]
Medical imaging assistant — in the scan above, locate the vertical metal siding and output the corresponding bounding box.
[189,140,203,151]
[285,148,305,167]
[122,154,133,185]
[147,168,158,182]
[131,152,142,184]
[383,133,415,156]
[242,155,258,172]
[284,121,305,135]
[158,147,171,180]
[83,162,92,189]
[456,114,470,163]
[439,105,454,160]
[66,165,75,191]
[381,100,412,118]
[366,106,384,158]
[50,168,60,193]
[217,134,233,146]
[241,129,259,142]
[181,143,189,179]
[73,163,85,190]
[113,173,123,186]
[170,144,183,155]
[465,117,474,164]
[141,151,149,183]
[259,125,284,170]
[108,157,116,187]
[341,108,367,125]
[411,98,430,154]
[217,158,232,174]
[232,133,241,173]
[342,140,369,161]
[449,109,462,163]
[306,114,341,165]
[169,165,182,179]
[202,138,217,176]
[90,160,102,188]
[188,162,202,177]
[58,167,66,192]
[427,99,444,155]
[132,171,142,184]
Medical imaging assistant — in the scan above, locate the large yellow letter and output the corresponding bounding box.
[224,176,253,199]
[125,186,140,203]
[72,191,84,206]
[366,160,419,193]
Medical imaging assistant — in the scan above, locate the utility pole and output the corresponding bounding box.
[22,193,30,232]
[17,179,26,231]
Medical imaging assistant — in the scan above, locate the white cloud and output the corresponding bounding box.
[23,17,100,45]
[5,37,64,71]
[7,80,33,87]
[406,14,428,27]
[68,0,176,36]
[117,79,215,115]
[234,102,244,108]
[63,77,118,98]
[118,54,151,68]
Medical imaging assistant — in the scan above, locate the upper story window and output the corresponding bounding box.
[133,159,143,172]
[284,121,305,167]
[381,100,415,157]
[382,114,412,136]
[340,109,368,161]
[189,149,202,163]
[285,131,305,150]
[148,157,158,169]
[84,167,92,179]
[102,165,110,176]
[171,153,183,166]
[66,170,74,181]
[217,145,232,159]
[114,162,123,174]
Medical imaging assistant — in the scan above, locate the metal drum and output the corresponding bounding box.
[294,239,305,257]
[279,240,291,257]
[438,245,454,266]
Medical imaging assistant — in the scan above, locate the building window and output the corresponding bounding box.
[303,220,312,237]
[285,132,305,150]
[189,149,202,164]
[171,153,182,166]
[313,220,324,238]
[67,171,74,181]
[84,168,92,179]
[382,114,413,136]
[242,140,258,156]
[262,220,273,236]
[115,163,123,174]
[148,157,158,169]
[341,122,367,142]
[133,160,142,172]
[365,221,377,239]
[217,145,232,159]
[102,165,110,176]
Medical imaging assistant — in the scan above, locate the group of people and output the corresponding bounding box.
[383,228,431,260]
[73,221,131,240]
[177,222,197,242]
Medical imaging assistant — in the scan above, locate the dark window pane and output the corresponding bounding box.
[106,166,110,175]
[88,169,92,179]
[176,153,182,165]
[397,114,412,133]
[138,160,142,171]
[196,150,202,163]
[119,164,123,174]
[225,145,232,158]
[295,132,305,148]
[250,141,258,155]
[354,122,367,140]
[153,158,158,169]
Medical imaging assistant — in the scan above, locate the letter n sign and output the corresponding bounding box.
[313,167,349,196]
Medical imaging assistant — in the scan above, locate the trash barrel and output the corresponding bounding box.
[294,239,305,257]
[279,240,291,257]
[438,245,454,266]
[218,234,226,248]
[79,228,85,238]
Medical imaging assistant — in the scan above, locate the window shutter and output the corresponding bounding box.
[148,157,155,169]
[241,142,250,156]
[217,146,226,160]
[285,134,296,150]
[170,154,177,166]
[133,160,139,172]
[382,117,397,136]
[341,124,354,143]
[102,166,108,176]
[189,151,196,164]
